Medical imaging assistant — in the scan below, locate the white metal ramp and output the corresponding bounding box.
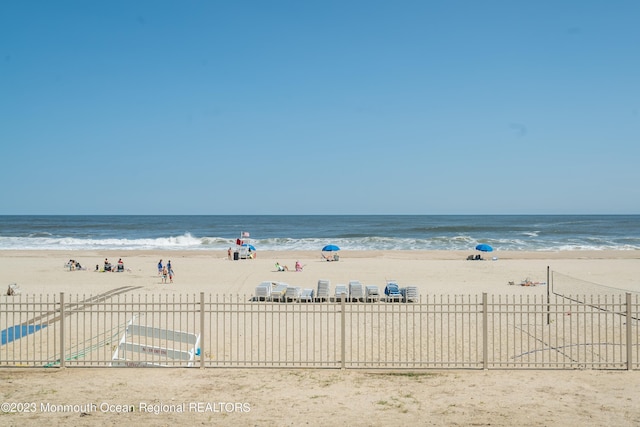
[111,318,200,367]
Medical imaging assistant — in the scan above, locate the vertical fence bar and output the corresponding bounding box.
[340,297,345,369]
[631,295,640,369]
[200,292,205,369]
[59,292,65,368]
[627,293,632,371]
[546,266,550,325]
[482,292,488,370]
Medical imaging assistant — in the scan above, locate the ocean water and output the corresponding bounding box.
[0,215,638,252]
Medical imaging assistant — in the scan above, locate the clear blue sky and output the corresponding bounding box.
[1,1,638,214]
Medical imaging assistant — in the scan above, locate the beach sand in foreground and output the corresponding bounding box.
[1,368,639,426]
[1,250,640,426]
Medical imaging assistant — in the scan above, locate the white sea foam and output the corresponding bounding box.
[0,233,210,251]
[1,230,639,251]
[2,216,634,250]
[1,234,639,251]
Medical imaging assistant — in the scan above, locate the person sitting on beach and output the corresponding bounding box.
[117,258,124,272]
[323,253,339,262]
[104,258,112,272]
[67,259,81,271]
[295,261,303,272]
[275,262,288,272]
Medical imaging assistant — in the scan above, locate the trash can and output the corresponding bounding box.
[233,251,239,261]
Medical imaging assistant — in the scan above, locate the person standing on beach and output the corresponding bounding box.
[157,259,163,276]
[167,260,174,283]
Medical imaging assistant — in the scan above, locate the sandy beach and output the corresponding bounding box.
[1,249,640,426]
[2,249,640,296]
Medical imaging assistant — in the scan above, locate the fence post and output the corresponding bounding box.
[627,292,632,371]
[200,292,205,369]
[59,292,65,368]
[483,292,488,370]
[341,297,346,370]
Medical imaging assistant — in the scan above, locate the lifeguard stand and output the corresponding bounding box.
[237,231,251,259]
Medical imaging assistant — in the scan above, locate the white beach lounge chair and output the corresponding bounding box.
[334,284,348,301]
[271,283,288,302]
[300,288,314,302]
[285,286,302,302]
[401,286,419,302]
[316,279,331,302]
[365,285,380,302]
[255,281,272,301]
[349,280,364,302]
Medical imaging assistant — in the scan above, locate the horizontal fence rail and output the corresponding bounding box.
[1,292,638,370]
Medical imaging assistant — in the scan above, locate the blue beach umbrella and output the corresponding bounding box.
[241,244,256,251]
[475,244,493,252]
[322,244,340,252]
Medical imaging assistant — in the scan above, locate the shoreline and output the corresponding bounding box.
[2,248,640,258]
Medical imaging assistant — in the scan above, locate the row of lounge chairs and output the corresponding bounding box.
[254,280,419,303]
